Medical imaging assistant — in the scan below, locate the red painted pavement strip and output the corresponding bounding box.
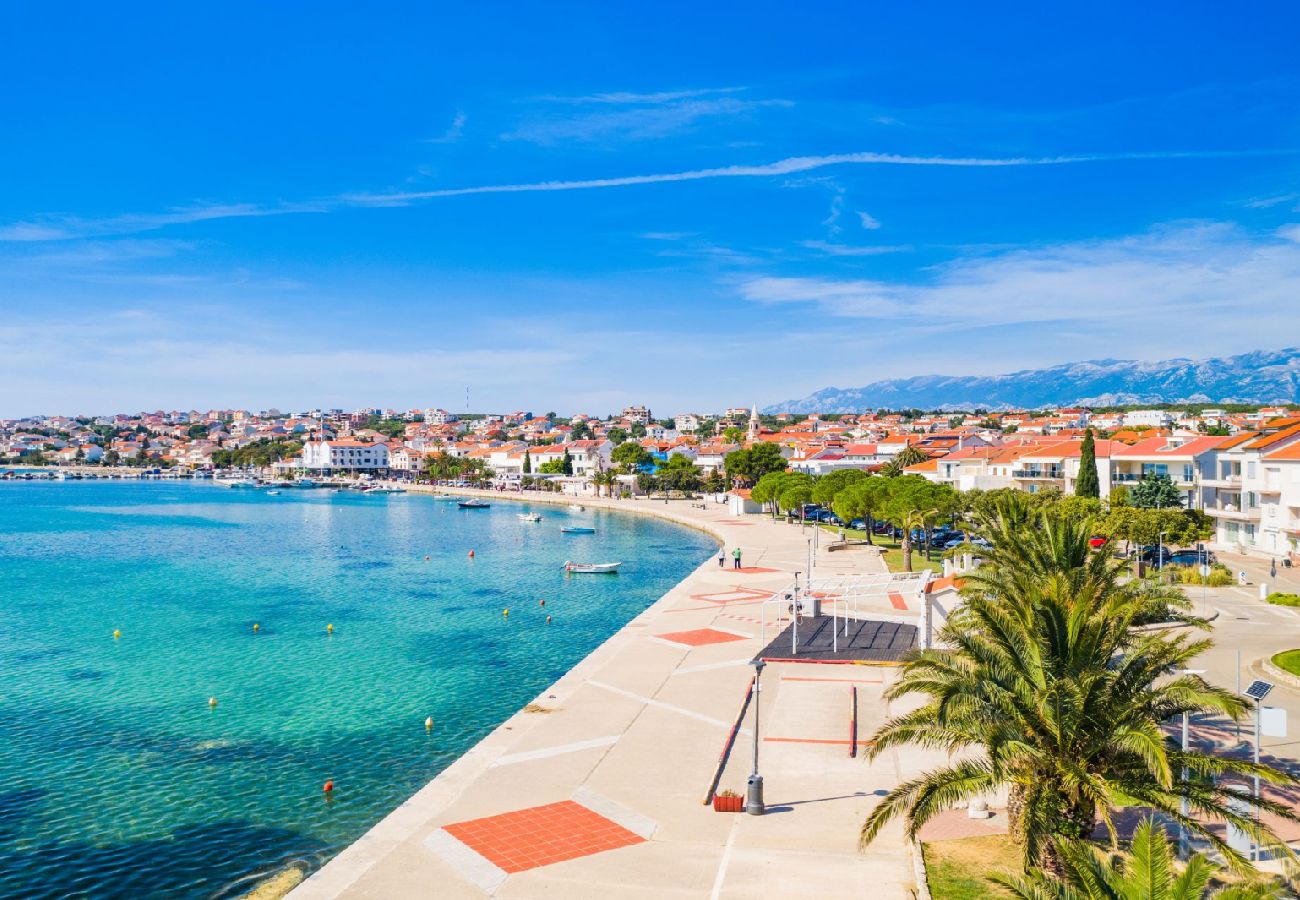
[734,566,780,574]
[444,801,644,873]
[763,736,878,747]
[655,627,748,646]
[888,591,908,610]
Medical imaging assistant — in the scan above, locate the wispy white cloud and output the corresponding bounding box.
[858,211,882,230]
[425,110,467,144]
[740,222,1300,335]
[0,202,324,243]
[543,86,746,105]
[346,149,1220,206]
[502,97,791,145]
[799,240,909,257]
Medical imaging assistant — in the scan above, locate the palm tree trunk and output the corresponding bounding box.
[865,514,874,545]
[902,534,913,572]
[1006,783,1027,847]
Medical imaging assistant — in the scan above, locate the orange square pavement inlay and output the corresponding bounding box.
[443,800,644,873]
[656,627,747,646]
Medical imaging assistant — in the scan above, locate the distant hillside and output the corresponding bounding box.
[768,348,1300,413]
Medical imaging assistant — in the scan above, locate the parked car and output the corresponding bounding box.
[1134,546,1173,566]
[1088,535,1108,549]
[1168,549,1216,567]
[848,518,865,530]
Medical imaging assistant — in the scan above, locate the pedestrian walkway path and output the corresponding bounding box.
[289,492,931,899]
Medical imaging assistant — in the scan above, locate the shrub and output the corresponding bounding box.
[1176,564,1232,587]
[1267,592,1300,607]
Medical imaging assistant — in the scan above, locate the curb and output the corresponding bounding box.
[1261,657,1300,694]
[911,840,932,900]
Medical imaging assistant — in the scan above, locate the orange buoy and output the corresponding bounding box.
[467,549,475,558]
[539,599,545,607]
[323,779,334,793]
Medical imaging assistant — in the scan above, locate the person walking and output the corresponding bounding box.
[717,548,726,568]
[732,547,742,570]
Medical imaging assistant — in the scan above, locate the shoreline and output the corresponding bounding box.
[287,491,916,899]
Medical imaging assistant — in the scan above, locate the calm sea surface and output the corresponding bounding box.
[0,482,714,898]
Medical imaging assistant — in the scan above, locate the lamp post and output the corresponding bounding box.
[1158,530,1168,572]
[746,659,766,815]
[1175,668,1205,859]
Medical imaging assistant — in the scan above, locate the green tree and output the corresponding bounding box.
[878,476,957,569]
[538,458,566,474]
[750,471,789,517]
[995,817,1285,899]
[1130,472,1184,508]
[722,426,745,443]
[880,444,929,477]
[860,511,1300,875]
[630,422,647,439]
[811,468,869,507]
[704,468,726,493]
[561,448,573,475]
[607,427,628,446]
[776,473,816,519]
[522,450,531,474]
[655,454,702,493]
[611,442,652,473]
[186,423,209,439]
[831,476,889,545]
[569,421,592,440]
[1076,428,1100,499]
[723,442,787,486]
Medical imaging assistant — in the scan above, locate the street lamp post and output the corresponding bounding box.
[1158,530,1168,572]
[1175,668,1205,859]
[746,659,766,815]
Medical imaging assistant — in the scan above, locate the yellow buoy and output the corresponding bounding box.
[208,696,218,708]
[112,629,121,639]
[424,716,433,731]
[503,608,509,617]
[252,623,260,632]
[327,623,334,634]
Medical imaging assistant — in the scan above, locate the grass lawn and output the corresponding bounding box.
[1272,649,1300,677]
[818,525,943,574]
[923,835,1019,899]
[1266,592,1300,607]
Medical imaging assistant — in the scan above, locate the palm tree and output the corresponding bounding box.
[994,817,1284,899]
[859,505,1300,875]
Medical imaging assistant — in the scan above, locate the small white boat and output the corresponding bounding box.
[568,504,586,511]
[518,512,542,522]
[560,526,595,534]
[366,487,406,494]
[563,560,621,574]
[458,499,490,509]
[216,477,258,489]
[266,490,281,496]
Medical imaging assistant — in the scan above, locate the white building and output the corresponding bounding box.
[621,405,652,424]
[674,414,701,433]
[300,439,390,473]
[1122,409,1175,428]
[1204,426,1300,557]
[424,408,458,425]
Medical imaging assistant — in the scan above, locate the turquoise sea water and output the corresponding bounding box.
[0,482,714,898]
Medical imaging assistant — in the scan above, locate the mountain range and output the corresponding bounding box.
[768,348,1300,413]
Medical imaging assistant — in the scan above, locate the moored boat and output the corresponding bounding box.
[458,499,490,508]
[518,512,542,522]
[563,561,621,574]
[560,526,595,534]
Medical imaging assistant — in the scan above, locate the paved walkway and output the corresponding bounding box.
[288,490,927,899]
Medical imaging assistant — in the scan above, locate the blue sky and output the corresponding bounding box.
[3,3,1300,417]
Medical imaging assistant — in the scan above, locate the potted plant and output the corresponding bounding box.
[712,789,743,812]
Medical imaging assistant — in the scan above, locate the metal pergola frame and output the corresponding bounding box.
[760,571,933,655]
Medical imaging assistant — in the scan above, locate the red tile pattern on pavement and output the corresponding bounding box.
[689,587,773,604]
[888,591,908,610]
[443,801,644,873]
[734,566,779,574]
[656,627,747,646]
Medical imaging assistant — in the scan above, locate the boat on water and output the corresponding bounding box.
[266,490,281,496]
[458,499,490,509]
[560,526,595,534]
[568,504,586,511]
[293,478,318,488]
[216,477,258,489]
[365,487,406,494]
[563,561,621,574]
[518,512,542,522]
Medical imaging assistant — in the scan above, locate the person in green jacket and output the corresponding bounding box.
[732,547,742,569]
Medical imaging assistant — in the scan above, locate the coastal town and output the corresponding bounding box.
[6,402,1300,565]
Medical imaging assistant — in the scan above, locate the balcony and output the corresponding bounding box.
[1012,468,1063,480]
[1207,503,1260,521]
[1201,474,1242,488]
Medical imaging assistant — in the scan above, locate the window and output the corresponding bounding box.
[1247,461,1257,478]
[1183,464,1194,483]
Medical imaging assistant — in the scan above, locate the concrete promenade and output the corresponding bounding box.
[289,489,926,899]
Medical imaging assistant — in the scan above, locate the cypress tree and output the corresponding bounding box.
[523,450,531,474]
[1076,428,1100,499]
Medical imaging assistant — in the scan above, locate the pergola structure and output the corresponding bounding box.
[760,570,936,654]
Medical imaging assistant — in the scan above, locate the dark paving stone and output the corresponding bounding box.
[755,615,917,663]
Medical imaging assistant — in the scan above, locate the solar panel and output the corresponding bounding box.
[1244,680,1274,701]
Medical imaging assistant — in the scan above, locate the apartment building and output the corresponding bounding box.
[300,439,390,473]
[1109,434,1231,509]
[1204,425,1300,557]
